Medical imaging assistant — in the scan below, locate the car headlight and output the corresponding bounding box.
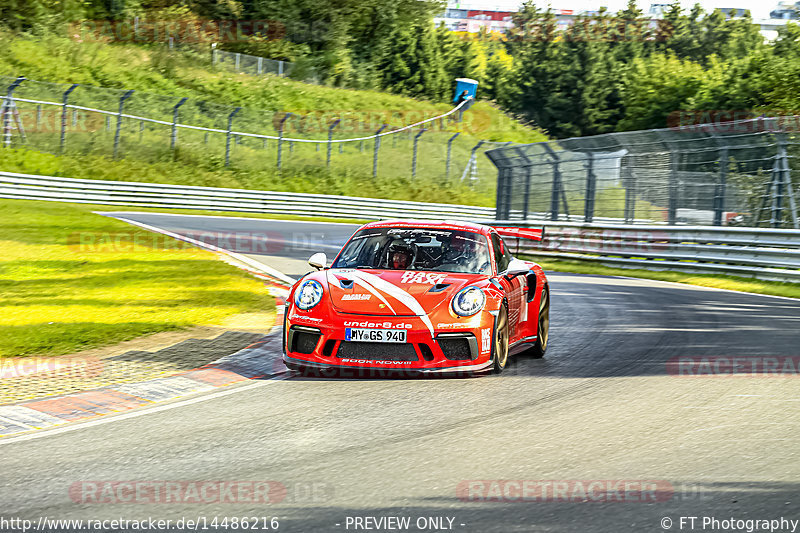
[451,286,486,317]
[295,279,324,310]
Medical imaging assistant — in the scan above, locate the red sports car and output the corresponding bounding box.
[282,221,549,375]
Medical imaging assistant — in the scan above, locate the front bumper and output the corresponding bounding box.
[284,312,494,372]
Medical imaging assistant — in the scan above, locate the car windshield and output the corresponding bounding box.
[331,227,492,275]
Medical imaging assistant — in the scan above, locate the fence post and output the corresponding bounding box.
[278,61,284,76]
[623,160,636,224]
[464,140,486,183]
[514,147,533,220]
[257,57,263,75]
[714,144,728,227]
[277,112,293,170]
[327,119,340,168]
[584,152,596,223]
[2,76,25,149]
[542,143,563,221]
[235,53,240,71]
[446,132,460,180]
[224,107,241,167]
[60,83,78,154]
[412,128,427,179]
[35,105,41,131]
[373,123,388,178]
[113,89,134,159]
[170,97,188,151]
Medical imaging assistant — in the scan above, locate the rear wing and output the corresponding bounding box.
[493,226,545,242]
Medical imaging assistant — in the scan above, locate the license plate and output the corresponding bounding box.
[345,328,407,343]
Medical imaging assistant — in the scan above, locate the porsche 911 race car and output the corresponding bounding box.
[282,221,549,375]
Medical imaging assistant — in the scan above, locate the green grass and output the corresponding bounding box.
[527,257,800,299]
[0,199,276,357]
[0,31,540,141]
[0,31,546,207]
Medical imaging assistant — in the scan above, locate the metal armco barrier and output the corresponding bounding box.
[3,171,798,281]
[0,171,495,221]
[493,220,800,282]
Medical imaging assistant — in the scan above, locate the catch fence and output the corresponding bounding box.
[0,75,501,198]
[487,120,800,228]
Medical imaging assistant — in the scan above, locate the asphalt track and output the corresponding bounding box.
[1,212,799,533]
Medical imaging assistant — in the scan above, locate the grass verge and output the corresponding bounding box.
[528,257,800,299]
[0,199,276,357]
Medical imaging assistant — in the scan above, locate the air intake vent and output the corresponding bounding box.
[339,279,354,289]
[429,283,451,293]
[418,343,435,361]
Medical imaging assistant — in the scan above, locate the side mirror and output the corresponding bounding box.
[504,258,529,279]
[308,252,327,270]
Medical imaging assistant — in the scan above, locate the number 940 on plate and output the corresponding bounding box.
[345,328,406,343]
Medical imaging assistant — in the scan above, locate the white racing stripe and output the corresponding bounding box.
[348,271,435,335]
[328,270,397,314]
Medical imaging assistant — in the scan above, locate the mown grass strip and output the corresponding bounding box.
[0,199,275,357]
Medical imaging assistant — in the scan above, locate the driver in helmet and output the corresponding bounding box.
[389,243,414,270]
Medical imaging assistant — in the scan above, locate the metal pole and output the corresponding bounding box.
[225,107,241,167]
[466,141,485,183]
[170,97,188,150]
[542,143,562,221]
[514,147,533,220]
[446,132,460,180]
[623,160,635,224]
[279,61,284,76]
[327,119,340,168]
[373,123,388,178]
[2,76,25,149]
[257,57,263,75]
[277,112,293,170]
[584,152,596,223]
[113,89,134,159]
[714,146,728,226]
[773,123,790,228]
[412,128,427,179]
[235,53,240,70]
[60,83,78,154]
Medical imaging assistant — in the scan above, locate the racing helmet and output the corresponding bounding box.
[388,242,414,270]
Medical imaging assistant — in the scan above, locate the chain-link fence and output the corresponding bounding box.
[0,76,501,200]
[212,49,294,78]
[487,120,800,228]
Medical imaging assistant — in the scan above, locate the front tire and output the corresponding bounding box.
[528,286,549,358]
[492,305,510,373]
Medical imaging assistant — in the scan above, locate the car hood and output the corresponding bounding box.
[324,269,486,317]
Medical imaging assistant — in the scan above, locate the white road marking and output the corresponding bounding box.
[0,375,288,446]
[95,211,360,226]
[105,215,296,285]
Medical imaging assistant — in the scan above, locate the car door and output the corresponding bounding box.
[490,232,525,339]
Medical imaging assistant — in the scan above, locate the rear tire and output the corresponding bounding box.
[492,305,510,374]
[528,286,549,359]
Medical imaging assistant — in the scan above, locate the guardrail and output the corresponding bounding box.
[0,171,496,221]
[3,171,798,282]
[494,220,800,282]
